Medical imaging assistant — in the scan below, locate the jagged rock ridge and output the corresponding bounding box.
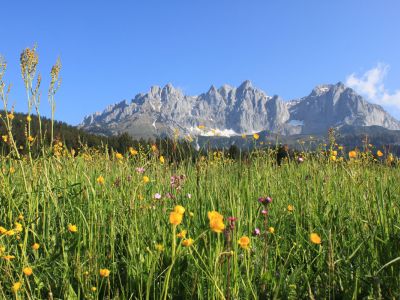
[79,81,400,138]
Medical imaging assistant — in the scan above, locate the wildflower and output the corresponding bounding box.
[129,147,138,155]
[268,227,275,234]
[135,167,145,174]
[287,205,294,212]
[154,193,162,200]
[330,155,336,161]
[177,230,187,238]
[5,229,16,236]
[338,146,343,150]
[18,214,24,220]
[238,236,250,249]
[32,243,40,250]
[252,228,261,236]
[182,238,194,247]
[332,150,338,156]
[0,226,7,234]
[155,244,164,252]
[11,282,22,293]
[349,151,357,158]
[96,176,105,185]
[9,167,15,174]
[68,224,78,233]
[310,233,322,244]
[261,209,268,215]
[2,135,8,142]
[91,287,97,292]
[14,222,23,233]
[27,135,34,142]
[253,133,259,140]
[3,255,16,261]
[0,245,5,253]
[23,267,33,276]
[169,212,183,226]
[159,156,165,164]
[377,150,383,157]
[115,152,123,160]
[143,176,150,183]
[99,268,110,277]
[208,211,225,233]
[189,212,194,217]
[228,217,238,229]
[26,115,32,122]
[7,113,14,120]
[187,193,192,199]
[174,205,185,215]
[151,145,157,152]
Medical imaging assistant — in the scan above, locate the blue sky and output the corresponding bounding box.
[1,0,399,124]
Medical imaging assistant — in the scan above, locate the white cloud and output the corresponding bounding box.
[346,64,400,114]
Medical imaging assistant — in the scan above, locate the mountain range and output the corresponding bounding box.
[79,81,400,141]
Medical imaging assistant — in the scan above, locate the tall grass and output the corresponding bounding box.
[0,48,399,299]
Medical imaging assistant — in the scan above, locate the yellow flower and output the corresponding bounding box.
[0,245,5,253]
[197,125,205,129]
[332,150,337,156]
[151,144,157,152]
[27,135,34,142]
[330,155,337,161]
[155,244,164,252]
[159,155,165,164]
[0,226,7,234]
[99,268,110,277]
[377,150,383,157]
[23,267,33,276]
[129,147,138,155]
[14,222,23,233]
[115,152,123,160]
[208,217,225,233]
[268,227,275,234]
[238,236,250,249]
[9,167,15,174]
[143,176,150,183]
[169,212,183,226]
[176,230,187,238]
[241,134,247,139]
[287,205,294,212]
[174,205,185,215]
[97,175,105,185]
[91,287,97,292]
[189,212,194,217]
[32,243,40,250]
[3,255,16,261]
[349,150,357,158]
[11,281,22,293]
[338,146,343,150]
[310,233,322,244]
[26,115,32,122]
[208,211,225,233]
[68,224,78,233]
[18,214,24,220]
[182,238,194,247]
[7,113,14,120]
[253,133,259,140]
[2,135,8,142]
[5,229,15,236]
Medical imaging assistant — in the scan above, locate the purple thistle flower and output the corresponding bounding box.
[252,228,261,236]
[261,209,268,215]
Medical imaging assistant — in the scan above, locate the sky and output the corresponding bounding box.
[1,0,399,124]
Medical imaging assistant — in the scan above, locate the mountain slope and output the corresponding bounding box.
[79,81,400,138]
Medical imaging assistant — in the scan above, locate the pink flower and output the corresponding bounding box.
[135,167,145,174]
[261,209,268,215]
[154,193,162,199]
[252,228,261,236]
[298,157,304,163]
